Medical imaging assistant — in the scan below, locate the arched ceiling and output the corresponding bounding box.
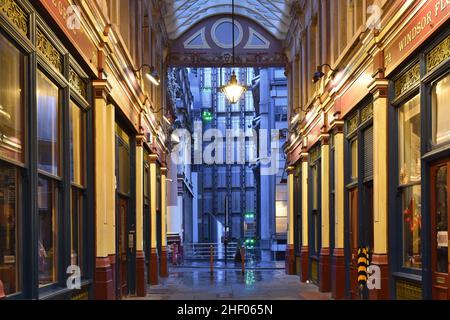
[163,0,292,40]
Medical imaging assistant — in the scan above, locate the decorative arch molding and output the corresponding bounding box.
[168,15,287,67]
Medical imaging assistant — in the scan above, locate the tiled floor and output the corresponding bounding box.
[129,262,332,300]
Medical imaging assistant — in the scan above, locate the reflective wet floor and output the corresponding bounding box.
[130,263,332,300]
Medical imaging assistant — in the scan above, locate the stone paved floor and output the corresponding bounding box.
[129,263,332,300]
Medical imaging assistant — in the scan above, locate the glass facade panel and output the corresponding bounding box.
[116,125,130,195]
[350,139,358,181]
[69,101,86,185]
[0,34,25,163]
[37,71,60,176]
[402,184,422,269]
[70,188,83,272]
[432,74,450,145]
[0,162,21,295]
[435,165,448,273]
[398,95,421,185]
[38,177,58,286]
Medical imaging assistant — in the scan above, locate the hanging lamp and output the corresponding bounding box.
[220,0,246,104]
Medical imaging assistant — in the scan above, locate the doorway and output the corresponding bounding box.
[348,188,359,299]
[431,160,449,299]
[118,198,128,298]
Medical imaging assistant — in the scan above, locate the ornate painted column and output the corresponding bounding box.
[160,166,169,277]
[330,119,345,299]
[300,151,309,282]
[319,133,331,292]
[135,135,147,296]
[149,154,159,285]
[286,166,296,275]
[369,76,390,300]
[92,79,116,300]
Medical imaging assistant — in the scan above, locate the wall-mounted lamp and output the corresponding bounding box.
[312,64,337,83]
[134,64,160,86]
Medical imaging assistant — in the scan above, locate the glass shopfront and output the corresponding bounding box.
[0,31,25,296]
[390,30,450,299]
[345,100,373,299]
[308,144,321,284]
[0,0,93,299]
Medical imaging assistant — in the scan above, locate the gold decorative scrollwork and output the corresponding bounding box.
[427,34,450,73]
[0,0,28,36]
[361,103,373,124]
[309,145,320,163]
[395,63,420,97]
[36,29,63,73]
[347,114,358,135]
[396,280,422,300]
[69,67,87,98]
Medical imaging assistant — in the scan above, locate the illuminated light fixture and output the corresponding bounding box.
[290,113,299,124]
[134,64,160,86]
[312,63,337,83]
[220,0,246,104]
[163,115,172,126]
[221,71,246,104]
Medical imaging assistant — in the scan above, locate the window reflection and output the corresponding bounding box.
[435,165,448,273]
[70,188,83,272]
[38,177,58,286]
[350,139,358,181]
[70,101,85,185]
[402,185,422,269]
[398,95,421,185]
[398,94,422,270]
[0,162,21,295]
[0,34,24,163]
[37,71,60,176]
[432,74,450,145]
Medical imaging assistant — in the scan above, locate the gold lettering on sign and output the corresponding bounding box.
[398,12,432,52]
[397,0,450,54]
[426,34,450,72]
[0,0,28,36]
[395,63,420,97]
[36,29,63,73]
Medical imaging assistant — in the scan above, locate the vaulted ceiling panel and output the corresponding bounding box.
[163,0,291,40]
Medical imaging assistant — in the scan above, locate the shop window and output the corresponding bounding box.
[398,95,422,269]
[69,101,86,272]
[38,177,59,286]
[350,139,358,181]
[70,188,83,270]
[0,162,21,295]
[398,95,421,185]
[116,124,131,195]
[0,34,25,163]
[432,74,450,145]
[69,101,86,186]
[434,165,448,273]
[401,185,422,269]
[37,71,61,176]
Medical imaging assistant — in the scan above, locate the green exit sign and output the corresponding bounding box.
[202,111,213,122]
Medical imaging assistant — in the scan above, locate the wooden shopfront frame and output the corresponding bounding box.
[343,96,374,300]
[308,143,321,284]
[0,0,94,300]
[388,25,450,300]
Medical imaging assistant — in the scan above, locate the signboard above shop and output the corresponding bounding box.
[384,0,450,75]
[38,0,98,75]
